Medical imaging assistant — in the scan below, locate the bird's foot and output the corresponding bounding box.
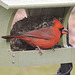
[36,46,43,55]
[51,48,55,51]
[38,49,43,55]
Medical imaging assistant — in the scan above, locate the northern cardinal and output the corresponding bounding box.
[2,18,68,54]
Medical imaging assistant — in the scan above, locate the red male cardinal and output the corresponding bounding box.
[2,18,68,54]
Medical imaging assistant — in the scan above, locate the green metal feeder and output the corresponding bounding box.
[0,0,75,67]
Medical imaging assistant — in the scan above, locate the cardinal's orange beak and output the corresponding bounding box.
[62,28,68,34]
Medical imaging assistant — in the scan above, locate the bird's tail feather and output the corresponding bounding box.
[1,35,23,39]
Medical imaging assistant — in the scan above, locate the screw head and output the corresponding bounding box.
[12,54,15,57]
[12,61,15,64]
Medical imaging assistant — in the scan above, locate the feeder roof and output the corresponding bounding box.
[0,0,75,9]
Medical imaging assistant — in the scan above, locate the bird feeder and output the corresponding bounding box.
[0,0,75,67]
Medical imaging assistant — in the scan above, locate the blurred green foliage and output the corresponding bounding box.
[0,64,75,75]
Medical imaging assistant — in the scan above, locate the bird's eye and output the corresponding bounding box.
[59,27,64,31]
[59,28,62,31]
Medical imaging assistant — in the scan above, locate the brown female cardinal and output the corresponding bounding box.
[2,18,68,54]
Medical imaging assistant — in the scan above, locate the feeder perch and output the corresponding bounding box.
[0,0,75,67]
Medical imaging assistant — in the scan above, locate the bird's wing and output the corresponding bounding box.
[23,27,55,40]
